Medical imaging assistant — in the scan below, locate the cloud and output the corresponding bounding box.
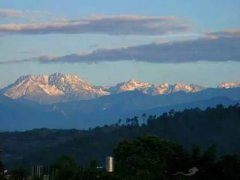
[1,29,240,65]
[0,56,45,65]
[206,29,240,38]
[0,8,63,23]
[0,9,26,18]
[0,15,192,35]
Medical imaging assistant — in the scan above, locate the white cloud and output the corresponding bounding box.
[0,9,26,18]
[1,29,239,65]
[0,15,193,35]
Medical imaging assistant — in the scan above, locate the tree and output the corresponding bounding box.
[117,119,122,126]
[141,113,146,125]
[0,160,5,180]
[126,116,139,126]
[132,116,139,126]
[113,135,186,179]
[184,145,218,179]
[214,155,240,180]
[168,109,176,117]
[10,168,28,180]
[52,156,81,180]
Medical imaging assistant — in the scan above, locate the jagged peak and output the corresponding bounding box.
[218,82,240,89]
[3,73,240,104]
[127,79,143,83]
[172,82,192,87]
[118,79,150,87]
[15,74,34,82]
[49,72,80,78]
[117,79,147,85]
[159,82,169,86]
[15,74,49,84]
[3,73,109,102]
[15,73,86,85]
[48,72,85,83]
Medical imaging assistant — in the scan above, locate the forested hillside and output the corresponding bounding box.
[0,104,239,168]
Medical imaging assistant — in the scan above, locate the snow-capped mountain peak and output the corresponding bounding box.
[1,73,239,104]
[4,74,64,99]
[110,79,151,93]
[144,83,204,95]
[108,80,205,95]
[218,82,240,89]
[3,73,109,103]
[171,83,204,93]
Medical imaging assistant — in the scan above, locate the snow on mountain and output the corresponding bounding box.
[218,82,240,89]
[150,83,170,95]
[171,83,204,93]
[5,74,64,99]
[109,80,152,93]
[3,73,109,103]
[47,73,109,98]
[1,73,239,104]
[109,80,204,95]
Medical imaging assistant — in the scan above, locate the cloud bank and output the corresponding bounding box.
[0,15,192,35]
[1,29,239,65]
[207,29,240,38]
[0,9,26,18]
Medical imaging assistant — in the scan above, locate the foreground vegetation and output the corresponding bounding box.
[1,135,240,179]
[0,104,240,179]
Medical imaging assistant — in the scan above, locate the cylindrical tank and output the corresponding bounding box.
[105,156,114,172]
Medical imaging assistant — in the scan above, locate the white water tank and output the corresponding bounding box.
[105,156,114,172]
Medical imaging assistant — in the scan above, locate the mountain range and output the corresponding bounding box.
[1,73,239,104]
[0,73,240,131]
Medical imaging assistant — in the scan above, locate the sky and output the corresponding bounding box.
[0,0,240,87]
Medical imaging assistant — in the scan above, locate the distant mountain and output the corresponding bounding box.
[109,80,204,95]
[218,82,240,89]
[131,96,239,118]
[0,95,68,131]
[0,73,240,131]
[49,87,240,127]
[2,73,109,103]
[1,87,239,131]
[2,73,239,104]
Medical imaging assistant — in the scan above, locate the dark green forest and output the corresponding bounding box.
[0,104,240,179]
[1,135,240,179]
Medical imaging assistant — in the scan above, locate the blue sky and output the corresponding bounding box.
[0,0,240,87]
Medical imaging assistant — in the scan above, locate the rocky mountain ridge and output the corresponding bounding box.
[1,73,240,104]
